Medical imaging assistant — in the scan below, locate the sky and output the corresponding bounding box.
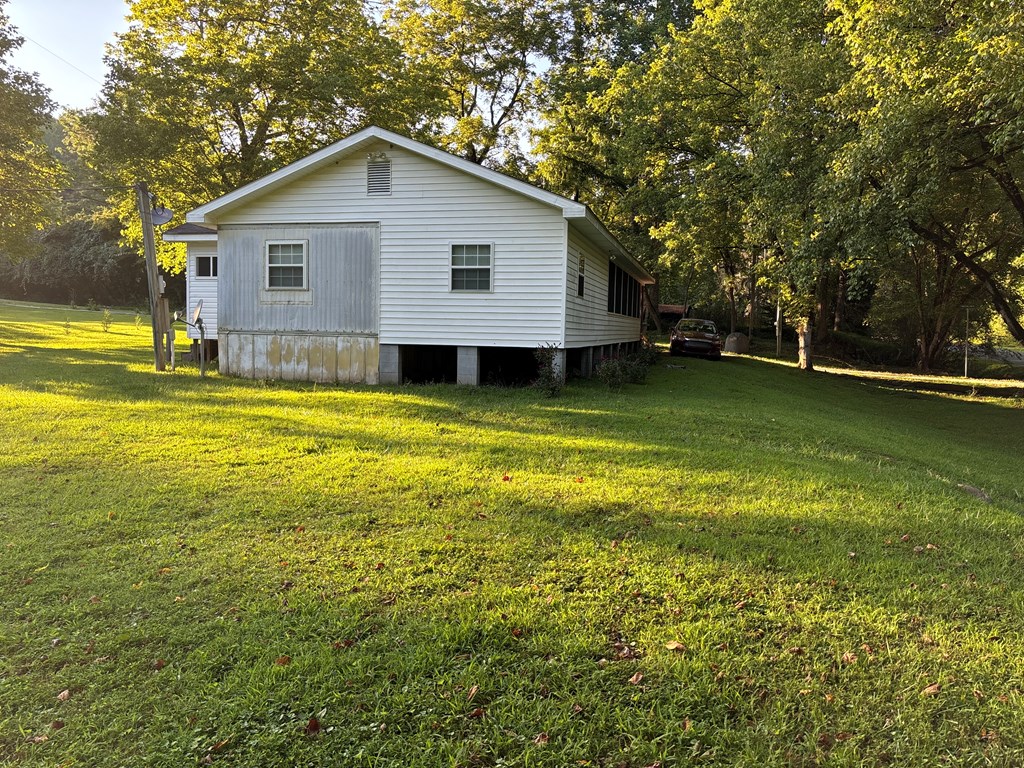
[6,0,130,112]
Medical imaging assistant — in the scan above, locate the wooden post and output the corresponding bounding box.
[135,181,166,371]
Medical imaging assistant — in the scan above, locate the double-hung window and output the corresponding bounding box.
[266,241,307,289]
[451,244,492,292]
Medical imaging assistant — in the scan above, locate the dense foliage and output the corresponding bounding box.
[0,0,64,261]
[1,0,1021,367]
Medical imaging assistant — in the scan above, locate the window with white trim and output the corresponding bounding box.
[451,244,492,291]
[195,254,217,278]
[266,241,307,289]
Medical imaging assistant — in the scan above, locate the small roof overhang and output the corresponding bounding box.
[162,223,217,242]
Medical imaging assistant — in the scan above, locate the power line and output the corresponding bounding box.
[21,33,105,88]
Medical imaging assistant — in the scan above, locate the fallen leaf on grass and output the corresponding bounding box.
[333,639,355,650]
[468,707,485,719]
[900,533,911,542]
[56,689,70,702]
[154,659,166,670]
[841,652,858,665]
[304,717,321,736]
[574,477,585,483]
[26,734,48,744]
[921,683,942,697]
[980,728,999,743]
[88,595,101,604]
[628,671,644,685]
[295,525,305,533]
[533,732,549,745]
[158,567,173,575]
[275,655,291,666]
[733,600,747,611]
[835,731,854,742]
[501,474,511,482]
[51,721,64,731]
[664,641,687,652]
[467,685,479,702]
[787,647,805,655]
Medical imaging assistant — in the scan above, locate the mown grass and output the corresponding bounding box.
[1,300,1023,767]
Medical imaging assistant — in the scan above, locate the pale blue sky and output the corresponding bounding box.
[6,0,130,112]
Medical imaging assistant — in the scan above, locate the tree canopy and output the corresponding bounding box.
[0,0,63,260]
[16,0,1023,367]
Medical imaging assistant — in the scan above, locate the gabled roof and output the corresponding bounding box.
[184,126,653,284]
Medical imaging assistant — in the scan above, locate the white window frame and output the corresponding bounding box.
[265,240,309,291]
[194,254,217,279]
[450,242,494,293]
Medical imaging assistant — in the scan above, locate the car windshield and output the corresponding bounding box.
[676,320,717,334]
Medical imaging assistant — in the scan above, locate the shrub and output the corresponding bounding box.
[596,347,655,390]
[533,344,563,397]
[100,308,113,332]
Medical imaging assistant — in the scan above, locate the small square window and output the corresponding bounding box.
[195,254,217,278]
[266,241,307,289]
[451,244,491,291]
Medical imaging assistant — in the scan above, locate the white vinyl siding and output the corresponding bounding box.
[565,230,642,346]
[217,141,567,347]
[185,242,218,340]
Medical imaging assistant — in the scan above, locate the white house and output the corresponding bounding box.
[164,126,654,385]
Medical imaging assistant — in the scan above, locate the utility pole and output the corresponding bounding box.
[135,181,166,371]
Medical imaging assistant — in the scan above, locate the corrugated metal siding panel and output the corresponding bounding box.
[218,224,378,335]
[565,230,642,346]
[217,142,566,347]
[186,242,218,339]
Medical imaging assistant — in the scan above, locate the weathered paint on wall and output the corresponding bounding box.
[218,223,378,336]
[221,331,379,384]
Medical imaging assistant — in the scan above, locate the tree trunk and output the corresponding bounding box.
[814,272,831,343]
[909,221,1024,343]
[727,283,737,334]
[833,269,847,331]
[797,318,814,371]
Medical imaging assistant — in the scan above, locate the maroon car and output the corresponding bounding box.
[669,319,722,359]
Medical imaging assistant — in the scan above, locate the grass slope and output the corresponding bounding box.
[1,301,1023,767]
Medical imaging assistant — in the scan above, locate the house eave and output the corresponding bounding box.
[567,210,655,285]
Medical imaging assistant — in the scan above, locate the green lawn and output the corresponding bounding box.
[1,300,1023,767]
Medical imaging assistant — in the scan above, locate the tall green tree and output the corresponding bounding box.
[86,0,415,270]
[384,0,563,166]
[0,0,63,261]
[829,0,1024,349]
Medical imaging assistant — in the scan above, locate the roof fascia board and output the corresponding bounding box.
[567,209,655,285]
[163,233,218,243]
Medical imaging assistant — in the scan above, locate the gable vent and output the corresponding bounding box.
[367,156,392,195]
